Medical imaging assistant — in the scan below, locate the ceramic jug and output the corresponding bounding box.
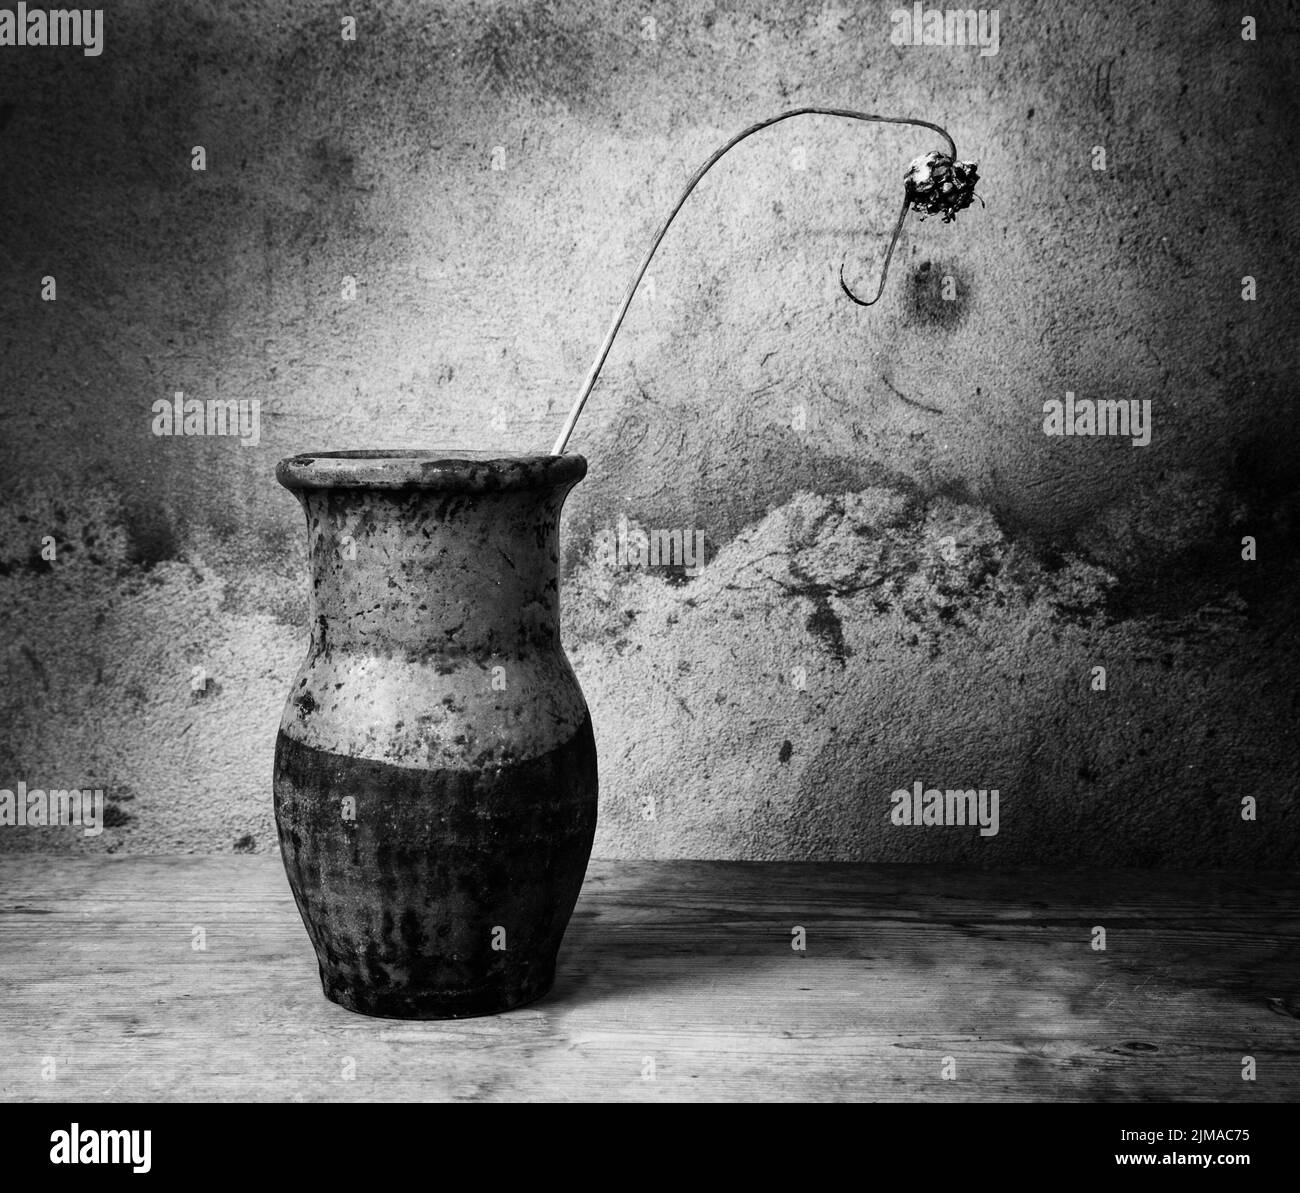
[273,450,597,1018]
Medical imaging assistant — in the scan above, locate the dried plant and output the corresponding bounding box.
[552,107,981,455]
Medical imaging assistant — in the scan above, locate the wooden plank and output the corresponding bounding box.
[0,858,1296,1102]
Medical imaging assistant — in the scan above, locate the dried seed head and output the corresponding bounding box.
[904,151,980,222]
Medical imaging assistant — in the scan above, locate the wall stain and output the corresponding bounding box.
[122,503,179,571]
[904,259,971,330]
[467,2,596,104]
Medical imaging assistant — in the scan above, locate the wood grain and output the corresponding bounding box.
[1,858,1296,1102]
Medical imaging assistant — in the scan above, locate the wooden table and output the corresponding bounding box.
[1,858,1297,1102]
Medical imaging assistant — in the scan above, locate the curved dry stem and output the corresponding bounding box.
[549,107,958,456]
[839,192,911,307]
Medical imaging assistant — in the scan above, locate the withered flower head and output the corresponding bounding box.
[904,151,980,222]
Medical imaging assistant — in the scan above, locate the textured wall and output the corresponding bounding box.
[0,0,1296,862]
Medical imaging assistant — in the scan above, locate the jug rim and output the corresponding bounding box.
[277,450,587,492]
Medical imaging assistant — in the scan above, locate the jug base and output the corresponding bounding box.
[319,963,557,1020]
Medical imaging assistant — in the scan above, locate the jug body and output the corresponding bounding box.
[273,451,597,1019]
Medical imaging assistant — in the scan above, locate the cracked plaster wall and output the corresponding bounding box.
[0,0,1297,862]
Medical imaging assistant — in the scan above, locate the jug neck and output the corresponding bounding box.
[278,452,586,659]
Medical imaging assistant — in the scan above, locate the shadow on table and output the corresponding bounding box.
[544,860,953,1014]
